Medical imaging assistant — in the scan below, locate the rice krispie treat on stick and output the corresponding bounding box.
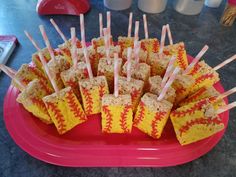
[140,15,160,54]
[118,13,134,53]
[122,42,150,89]
[101,53,133,133]
[172,46,209,103]
[170,98,236,145]
[97,28,123,92]
[0,64,53,124]
[60,28,89,100]
[79,24,109,115]
[50,18,82,64]
[133,68,179,139]
[118,48,145,111]
[37,25,87,134]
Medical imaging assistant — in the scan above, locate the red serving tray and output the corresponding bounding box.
[3,55,229,167]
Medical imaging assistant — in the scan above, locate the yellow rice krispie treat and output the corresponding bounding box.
[60,61,89,101]
[12,64,51,92]
[17,79,53,124]
[77,46,98,76]
[97,57,123,92]
[170,98,224,145]
[58,39,82,64]
[163,42,189,70]
[148,75,176,103]
[101,94,133,133]
[43,87,87,134]
[134,93,173,139]
[122,47,148,63]
[47,55,71,90]
[79,76,109,115]
[118,76,144,111]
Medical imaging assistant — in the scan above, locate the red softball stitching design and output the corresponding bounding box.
[39,80,53,94]
[99,84,106,98]
[179,116,222,137]
[133,101,146,126]
[65,90,87,121]
[176,46,187,70]
[31,97,48,113]
[188,62,202,76]
[151,111,166,138]
[46,102,66,134]
[120,105,132,133]
[81,87,93,115]
[193,73,215,85]
[171,99,208,118]
[102,105,113,133]
[181,87,207,105]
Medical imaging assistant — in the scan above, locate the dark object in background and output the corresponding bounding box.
[220,0,236,26]
[36,0,90,16]
[0,36,17,69]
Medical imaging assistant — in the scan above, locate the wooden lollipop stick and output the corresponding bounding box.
[114,53,119,97]
[99,13,103,37]
[158,67,180,101]
[166,24,173,45]
[0,64,25,91]
[39,25,56,62]
[161,56,177,88]
[216,87,236,101]
[159,25,167,54]
[128,12,133,37]
[183,45,209,74]
[70,27,78,69]
[50,19,67,42]
[217,101,236,114]
[26,30,59,93]
[213,54,236,71]
[143,14,148,39]
[127,47,132,82]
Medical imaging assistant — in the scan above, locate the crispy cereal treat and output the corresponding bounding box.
[118,36,134,52]
[122,47,148,63]
[43,87,87,134]
[170,98,224,145]
[140,38,160,54]
[77,46,98,76]
[122,60,151,88]
[134,93,173,139]
[47,55,71,90]
[101,94,133,133]
[187,61,220,94]
[92,36,113,50]
[12,64,51,92]
[97,58,123,92]
[32,47,60,70]
[58,39,82,64]
[163,42,189,70]
[147,52,170,76]
[60,62,89,100]
[172,74,195,104]
[179,86,225,107]
[118,76,144,111]
[79,76,109,115]
[17,79,53,124]
[148,75,176,103]
[97,45,121,58]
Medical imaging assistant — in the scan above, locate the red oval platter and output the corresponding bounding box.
[3,55,229,167]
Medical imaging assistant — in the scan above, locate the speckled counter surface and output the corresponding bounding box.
[0,0,236,176]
